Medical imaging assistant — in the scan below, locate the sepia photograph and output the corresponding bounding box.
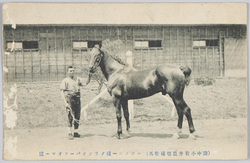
[2,2,248,160]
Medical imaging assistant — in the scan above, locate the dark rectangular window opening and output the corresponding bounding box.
[149,40,162,47]
[88,41,102,48]
[23,41,39,49]
[206,40,219,47]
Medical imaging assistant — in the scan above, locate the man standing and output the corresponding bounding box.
[60,66,83,140]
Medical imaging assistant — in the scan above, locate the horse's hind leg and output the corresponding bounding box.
[172,97,196,139]
[183,102,196,139]
[171,98,184,139]
[121,100,131,133]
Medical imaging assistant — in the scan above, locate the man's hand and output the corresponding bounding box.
[77,77,87,87]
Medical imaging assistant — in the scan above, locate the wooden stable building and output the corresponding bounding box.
[2,3,247,82]
[3,24,247,82]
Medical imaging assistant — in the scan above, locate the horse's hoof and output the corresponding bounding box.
[123,131,131,138]
[173,133,180,139]
[117,131,122,139]
[188,133,196,140]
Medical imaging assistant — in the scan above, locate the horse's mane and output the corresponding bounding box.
[101,48,128,66]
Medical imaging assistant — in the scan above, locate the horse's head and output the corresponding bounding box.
[88,45,103,73]
[86,45,103,85]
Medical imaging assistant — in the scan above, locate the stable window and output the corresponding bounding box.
[206,40,219,46]
[134,40,162,48]
[193,41,206,47]
[23,41,39,50]
[193,40,219,47]
[87,41,102,48]
[6,41,39,51]
[73,40,102,50]
[6,41,23,51]
[149,40,162,47]
[73,41,88,49]
[134,41,148,48]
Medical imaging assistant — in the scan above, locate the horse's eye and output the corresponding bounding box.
[96,58,100,62]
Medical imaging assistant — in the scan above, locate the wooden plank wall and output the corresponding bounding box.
[3,25,247,82]
[224,37,247,77]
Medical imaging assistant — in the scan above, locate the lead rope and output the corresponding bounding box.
[67,106,80,124]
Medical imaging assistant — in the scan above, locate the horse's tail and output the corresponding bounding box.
[180,66,191,86]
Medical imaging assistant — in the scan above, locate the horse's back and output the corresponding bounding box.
[108,67,162,99]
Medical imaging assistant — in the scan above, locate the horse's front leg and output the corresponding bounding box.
[121,100,130,133]
[113,97,122,139]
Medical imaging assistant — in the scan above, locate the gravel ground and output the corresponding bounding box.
[3,77,248,160]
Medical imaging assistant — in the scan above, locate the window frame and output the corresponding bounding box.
[193,39,219,48]
[73,40,102,50]
[73,41,88,50]
[22,41,39,50]
[6,41,39,51]
[134,40,162,49]
[6,41,23,51]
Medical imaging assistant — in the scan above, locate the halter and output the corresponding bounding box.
[89,46,104,73]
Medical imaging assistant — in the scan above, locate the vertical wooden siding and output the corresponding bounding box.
[224,37,247,77]
[3,25,246,82]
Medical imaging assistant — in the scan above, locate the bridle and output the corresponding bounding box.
[89,47,103,73]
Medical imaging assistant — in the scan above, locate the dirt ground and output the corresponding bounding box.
[3,78,248,160]
[4,118,248,160]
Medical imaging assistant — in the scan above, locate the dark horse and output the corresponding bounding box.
[86,46,196,140]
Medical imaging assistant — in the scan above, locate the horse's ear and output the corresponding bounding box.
[100,51,104,57]
[94,44,100,49]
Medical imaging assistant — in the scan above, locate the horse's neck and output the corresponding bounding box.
[100,52,124,80]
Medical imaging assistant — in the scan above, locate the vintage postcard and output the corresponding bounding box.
[2,3,248,160]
